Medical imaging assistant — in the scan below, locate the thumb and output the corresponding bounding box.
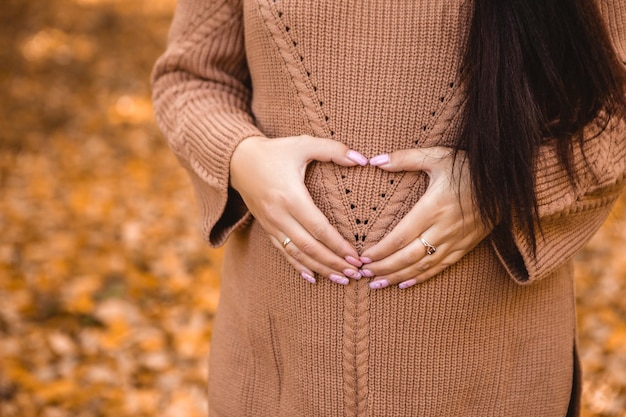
[369,147,453,173]
[299,135,368,167]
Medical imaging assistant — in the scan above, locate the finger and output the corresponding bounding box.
[258,182,362,271]
[360,197,436,262]
[361,236,433,278]
[298,135,368,167]
[369,248,460,290]
[268,236,316,284]
[398,250,466,289]
[367,227,487,289]
[278,214,362,279]
[270,234,356,285]
[366,243,447,289]
[285,187,362,267]
[284,243,356,285]
[369,147,453,172]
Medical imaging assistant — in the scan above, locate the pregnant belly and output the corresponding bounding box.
[303,161,429,251]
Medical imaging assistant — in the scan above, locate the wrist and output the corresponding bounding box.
[230,135,267,190]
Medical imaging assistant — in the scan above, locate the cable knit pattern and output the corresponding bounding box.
[152,1,626,415]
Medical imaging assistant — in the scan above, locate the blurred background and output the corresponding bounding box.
[0,0,624,416]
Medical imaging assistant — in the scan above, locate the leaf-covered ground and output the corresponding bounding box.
[0,1,624,416]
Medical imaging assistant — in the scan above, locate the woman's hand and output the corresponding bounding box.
[230,135,368,285]
[360,147,492,289]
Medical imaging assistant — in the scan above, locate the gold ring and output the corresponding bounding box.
[420,236,436,255]
[282,237,292,248]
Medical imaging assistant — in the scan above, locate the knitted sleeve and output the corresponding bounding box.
[151,0,263,247]
[492,0,626,284]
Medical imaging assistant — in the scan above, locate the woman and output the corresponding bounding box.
[152,0,626,415]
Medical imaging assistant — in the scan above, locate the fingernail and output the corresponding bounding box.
[345,256,363,267]
[301,271,316,284]
[347,150,368,166]
[369,154,390,166]
[369,279,390,290]
[360,269,374,278]
[359,256,372,264]
[398,279,417,289]
[329,274,349,285]
[343,268,360,278]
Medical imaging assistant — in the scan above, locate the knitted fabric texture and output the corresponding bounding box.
[152,1,626,416]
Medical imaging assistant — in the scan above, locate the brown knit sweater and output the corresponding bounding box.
[152,1,626,416]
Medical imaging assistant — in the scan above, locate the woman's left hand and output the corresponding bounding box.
[360,147,492,289]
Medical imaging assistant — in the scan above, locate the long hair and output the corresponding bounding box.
[460,0,626,254]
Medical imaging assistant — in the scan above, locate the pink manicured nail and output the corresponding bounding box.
[369,154,390,166]
[359,256,372,264]
[329,274,349,285]
[398,279,417,289]
[345,256,363,267]
[369,279,390,290]
[360,269,374,278]
[301,271,316,284]
[347,150,368,166]
[343,268,361,279]
[343,269,362,280]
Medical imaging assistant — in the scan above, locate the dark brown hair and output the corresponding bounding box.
[460,0,626,253]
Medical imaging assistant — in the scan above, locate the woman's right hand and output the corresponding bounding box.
[230,135,367,285]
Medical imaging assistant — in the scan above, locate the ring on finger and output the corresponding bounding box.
[282,236,292,248]
[419,235,437,256]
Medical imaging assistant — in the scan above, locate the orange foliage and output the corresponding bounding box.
[0,1,624,416]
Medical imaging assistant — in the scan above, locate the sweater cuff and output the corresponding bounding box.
[492,118,626,284]
[491,197,619,284]
[178,100,264,247]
